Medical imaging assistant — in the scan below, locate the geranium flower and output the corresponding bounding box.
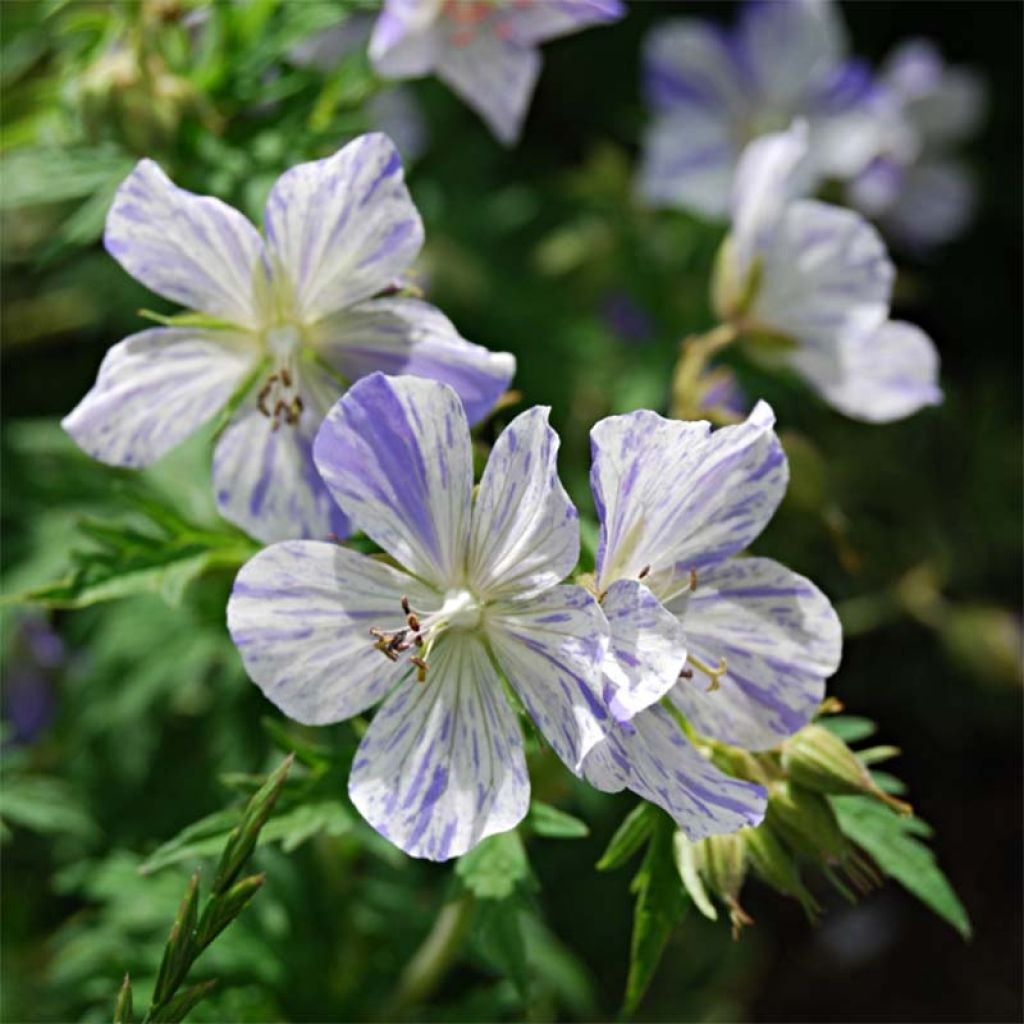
[713,122,943,423]
[63,133,514,543]
[368,0,624,145]
[847,39,987,249]
[228,374,609,860]
[582,402,842,838]
[638,0,892,218]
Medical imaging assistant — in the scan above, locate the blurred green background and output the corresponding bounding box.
[1,2,1020,1021]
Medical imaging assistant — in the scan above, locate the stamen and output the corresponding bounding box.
[678,667,694,680]
[638,565,651,580]
[410,656,429,683]
[687,653,728,692]
[401,596,411,615]
[689,567,699,592]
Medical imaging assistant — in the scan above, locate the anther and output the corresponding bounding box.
[678,667,694,680]
[689,567,699,591]
[401,596,412,615]
[407,613,421,631]
[280,367,292,387]
[638,565,651,580]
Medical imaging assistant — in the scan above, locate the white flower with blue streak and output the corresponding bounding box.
[638,0,891,218]
[847,39,987,249]
[369,0,624,145]
[228,373,609,861]
[63,133,514,543]
[582,401,842,839]
[714,122,943,423]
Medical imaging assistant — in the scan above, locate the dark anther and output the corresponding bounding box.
[401,596,411,615]
[689,567,699,591]
[638,564,651,579]
[407,613,421,631]
[280,367,292,387]
[679,667,694,680]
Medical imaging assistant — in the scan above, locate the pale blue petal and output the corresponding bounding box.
[591,403,788,597]
[501,0,624,46]
[584,704,767,839]
[264,133,424,322]
[62,327,258,469]
[669,557,841,749]
[369,0,443,77]
[601,579,687,723]
[105,160,268,329]
[312,297,514,425]
[805,320,943,423]
[228,541,437,724]
[882,160,977,249]
[313,374,472,588]
[213,359,349,543]
[487,585,608,773]
[436,32,541,145]
[467,407,578,602]
[349,633,529,861]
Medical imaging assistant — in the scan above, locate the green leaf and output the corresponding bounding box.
[152,872,200,1006]
[623,813,687,1016]
[596,801,657,871]
[820,715,877,744]
[0,775,99,840]
[832,795,971,939]
[526,801,589,839]
[474,897,531,1002]
[113,974,133,1024]
[456,831,534,901]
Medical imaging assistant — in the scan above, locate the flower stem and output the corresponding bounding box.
[669,322,739,421]
[382,892,475,1019]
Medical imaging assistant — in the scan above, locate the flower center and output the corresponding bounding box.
[257,324,304,431]
[443,0,523,46]
[369,589,483,682]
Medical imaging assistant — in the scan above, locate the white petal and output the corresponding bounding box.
[313,374,472,588]
[436,33,541,145]
[62,327,257,469]
[882,160,977,249]
[312,297,515,425]
[751,198,893,351]
[264,134,424,322]
[105,160,267,329]
[487,585,609,773]
[669,557,841,750]
[467,407,578,602]
[369,0,443,76]
[600,579,688,723]
[803,320,942,423]
[591,403,788,597]
[228,541,437,724]
[349,633,529,861]
[213,359,348,543]
[583,705,767,839]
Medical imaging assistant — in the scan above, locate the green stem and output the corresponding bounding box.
[382,892,475,1020]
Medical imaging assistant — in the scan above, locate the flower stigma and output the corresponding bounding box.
[258,324,304,431]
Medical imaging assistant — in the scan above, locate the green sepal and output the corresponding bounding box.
[147,979,218,1024]
[596,801,657,871]
[151,872,200,1006]
[113,974,133,1024]
[193,873,265,954]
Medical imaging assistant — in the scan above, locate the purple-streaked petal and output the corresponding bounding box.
[801,320,942,423]
[311,297,515,425]
[583,704,767,839]
[349,633,529,861]
[62,327,257,469]
[467,407,578,602]
[228,541,437,724]
[105,160,267,329]
[369,0,443,77]
[263,133,424,322]
[751,198,893,351]
[737,0,846,109]
[435,32,541,146]
[600,579,688,724]
[213,359,349,544]
[487,585,608,773]
[668,556,841,750]
[313,374,472,588]
[591,403,788,596]
[882,160,977,249]
[730,122,812,280]
[500,0,624,46]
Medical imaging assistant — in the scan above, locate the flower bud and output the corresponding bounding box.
[782,725,911,814]
[742,825,820,921]
[766,781,848,862]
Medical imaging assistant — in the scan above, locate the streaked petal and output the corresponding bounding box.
[436,33,540,145]
[601,579,688,723]
[313,374,472,587]
[62,327,257,469]
[349,633,529,861]
[501,0,624,46]
[737,0,845,109]
[583,704,767,839]
[467,407,578,602]
[592,402,788,595]
[213,359,349,543]
[312,297,515,425]
[669,557,841,749]
[228,541,437,724]
[369,0,443,76]
[105,160,267,329]
[802,320,942,423]
[264,134,424,322]
[752,198,893,350]
[487,585,608,773]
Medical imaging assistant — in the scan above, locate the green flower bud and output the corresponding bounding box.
[742,825,820,921]
[766,781,848,862]
[781,724,911,815]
